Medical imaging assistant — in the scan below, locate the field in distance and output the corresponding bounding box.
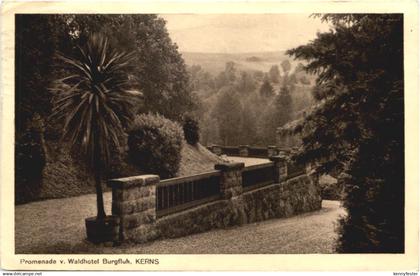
[181,51,299,75]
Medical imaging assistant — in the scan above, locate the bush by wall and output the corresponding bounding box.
[15,115,47,204]
[183,115,200,145]
[319,175,344,200]
[127,113,183,179]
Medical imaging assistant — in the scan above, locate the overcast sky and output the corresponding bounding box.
[160,14,331,53]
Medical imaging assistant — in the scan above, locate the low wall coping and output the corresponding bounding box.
[108,174,160,189]
[242,161,274,172]
[269,155,287,162]
[158,170,220,187]
[214,162,245,171]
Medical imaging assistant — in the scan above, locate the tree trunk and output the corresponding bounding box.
[93,131,106,220]
[95,169,106,220]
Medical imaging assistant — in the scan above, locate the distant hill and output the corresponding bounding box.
[181,51,302,75]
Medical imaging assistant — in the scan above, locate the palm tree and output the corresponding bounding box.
[51,33,140,221]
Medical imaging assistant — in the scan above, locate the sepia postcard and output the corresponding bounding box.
[0,0,419,272]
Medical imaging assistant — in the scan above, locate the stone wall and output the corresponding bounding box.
[108,175,159,243]
[107,157,322,244]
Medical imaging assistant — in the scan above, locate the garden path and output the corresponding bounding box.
[15,194,344,254]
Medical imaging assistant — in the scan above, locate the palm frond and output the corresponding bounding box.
[50,33,139,170]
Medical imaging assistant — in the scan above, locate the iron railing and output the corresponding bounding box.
[286,162,306,179]
[156,171,221,218]
[242,162,275,191]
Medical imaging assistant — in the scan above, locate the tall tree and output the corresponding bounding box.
[15,15,72,135]
[274,85,293,127]
[287,14,404,252]
[15,15,75,202]
[65,15,195,121]
[225,61,237,83]
[51,33,139,220]
[260,85,293,144]
[240,105,258,145]
[259,78,275,98]
[269,65,281,83]
[281,60,291,75]
[236,71,256,95]
[212,87,242,146]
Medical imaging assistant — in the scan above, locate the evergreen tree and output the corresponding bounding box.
[240,105,258,145]
[287,14,404,252]
[236,71,256,95]
[274,85,293,127]
[281,59,291,75]
[269,65,281,83]
[259,78,275,98]
[212,87,242,146]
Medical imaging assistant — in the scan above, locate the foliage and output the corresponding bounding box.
[259,85,293,145]
[281,60,291,75]
[240,105,258,145]
[287,14,404,252]
[288,74,298,85]
[259,78,275,98]
[15,14,196,205]
[236,71,256,94]
[51,33,138,218]
[259,103,278,145]
[274,85,293,127]
[212,87,243,146]
[299,75,311,85]
[224,62,237,82]
[214,62,238,89]
[183,115,200,145]
[58,14,195,121]
[127,113,183,179]
[269,65,281,83]
[253,70,265,81]
[15,114,47,204]
[189,65,215,92]
[15,15,73,135]
[320,179,344,200]
[187,53,316,146]
[295,63,305,73]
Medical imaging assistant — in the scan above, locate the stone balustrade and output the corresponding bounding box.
[106,156,321,244]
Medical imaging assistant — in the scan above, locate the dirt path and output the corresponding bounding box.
[15,195,344,254]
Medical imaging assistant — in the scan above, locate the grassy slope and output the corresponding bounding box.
[35,141,224,202]
[178,142,226,176]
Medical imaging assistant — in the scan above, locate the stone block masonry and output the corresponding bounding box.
[108,175,159,243]
[107,158,322,244]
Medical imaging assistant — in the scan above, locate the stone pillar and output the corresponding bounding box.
[214,162,244,199]
[214,162,246,225]
[269,155,288,183]
[211,145,222,155]
[239,145,249,157]
[107,174,159,243]
[267,145,278,157]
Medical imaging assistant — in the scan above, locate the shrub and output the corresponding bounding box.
[183,115,200,145]
[127,113,183,179]
[15,114,46,204]
[319,175,344,200]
